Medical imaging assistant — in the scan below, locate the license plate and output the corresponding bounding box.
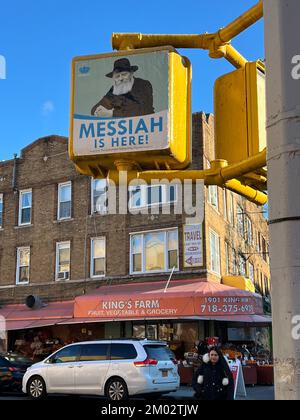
[162,370,168,377]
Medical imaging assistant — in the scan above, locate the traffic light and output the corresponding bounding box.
[214,61,266,164]
[69,46,191,178]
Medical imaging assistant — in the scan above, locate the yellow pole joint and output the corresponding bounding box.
[215,1,263,46]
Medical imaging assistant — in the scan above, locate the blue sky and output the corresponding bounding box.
[0,0,264,161]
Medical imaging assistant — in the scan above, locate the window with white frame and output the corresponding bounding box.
[245,216,253,245]
[210,230,220,275]
[208,186,219,211]
[91,238,106,277]
[238,254,247,277]
[223,189,228,221]
[129,184,177,209]
[56,242,70,280]
[130,229,178,274]
[237,204,244,236]
[0,194,3,228]
[232,249,238,275]
[58,182,72,220]
[225,242,230,275]
[91,179,108,214]
[228,193,234,225]
[131,234,142,273]
[249,262,255,283]
[19,190,32,225]
[16,247,30,284]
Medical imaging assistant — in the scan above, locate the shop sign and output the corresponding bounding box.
[228,359,247,400]
[69,47,192,176]
[183,224,203,267]
[74,294,258,319]
[199,296,256,315]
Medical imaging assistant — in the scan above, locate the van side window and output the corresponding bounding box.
[79,344,109,361]
[49,345,81,364]
[110,344,137,360]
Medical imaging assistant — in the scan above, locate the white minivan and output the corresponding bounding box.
[22,339,180,400]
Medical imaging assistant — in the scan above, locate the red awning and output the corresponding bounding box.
[0,301,74,331]
[74,278,264,320]
[0,280,268,330]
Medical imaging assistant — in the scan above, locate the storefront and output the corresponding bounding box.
[0,279,272,379]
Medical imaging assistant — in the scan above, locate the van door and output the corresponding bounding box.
[143,344,178,385]
[46,345,81,393]
[75,343,110,395]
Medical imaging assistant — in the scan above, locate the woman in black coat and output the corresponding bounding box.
[192,347,234,401]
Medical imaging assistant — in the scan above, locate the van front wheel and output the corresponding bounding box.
[27,376,47,400]
[105,378,128,401]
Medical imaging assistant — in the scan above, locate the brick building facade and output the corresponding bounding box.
[0,113,270,305]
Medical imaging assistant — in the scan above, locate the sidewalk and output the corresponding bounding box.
[166,385,275,400]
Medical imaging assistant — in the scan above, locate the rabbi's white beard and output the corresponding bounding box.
[113,75,134,95]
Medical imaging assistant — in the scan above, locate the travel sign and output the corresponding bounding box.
[69,47,191,177]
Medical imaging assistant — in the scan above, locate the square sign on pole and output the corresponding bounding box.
[69,47,191,177]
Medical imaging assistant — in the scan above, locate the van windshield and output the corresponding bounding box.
[143,345,175,361]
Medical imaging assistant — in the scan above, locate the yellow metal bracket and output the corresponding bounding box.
[112,1,263,70]
[107,149,267,206]
[107,1,267,205]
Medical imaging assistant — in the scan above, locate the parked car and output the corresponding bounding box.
[1,353,34,369]
[22,339,180,400]
[0,353,32,392]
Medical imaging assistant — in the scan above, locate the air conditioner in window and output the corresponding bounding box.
[57,271,69,280]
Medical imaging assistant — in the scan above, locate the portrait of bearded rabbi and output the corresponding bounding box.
[91,58,155,118]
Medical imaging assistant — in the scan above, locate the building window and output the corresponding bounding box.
[58,182,72,220]
[210,230,220,275]
[91,179,108,214]
[249,262,255,283]
[264,276,269,294]
[130,186,142,209]
[91,238,106,277]
[238,254,247,277]
[232,249,238,275]
[56,242,70,280]
[167,230,178,270]
[16,247,30,284]
[19,189,32,226]
[223,189,228,221]
[225,242,230,275]
[245,216,253,245]
[262,237,267,261]
[208,186,219,212]
[228,193,234,225]
[237,204,244,236]
[129,184,177,209]
[0,194,3,228]
[130,229,178,274]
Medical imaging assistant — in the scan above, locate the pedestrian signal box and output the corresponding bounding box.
[69,46,191,177]
[214,61,266,164]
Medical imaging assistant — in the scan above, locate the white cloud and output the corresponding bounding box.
[42,100,55,116]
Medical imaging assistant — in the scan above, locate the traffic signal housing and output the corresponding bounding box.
[214,61,266,164]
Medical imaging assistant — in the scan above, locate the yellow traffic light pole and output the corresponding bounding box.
[112,1,263,70]
[109,1,267,205]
